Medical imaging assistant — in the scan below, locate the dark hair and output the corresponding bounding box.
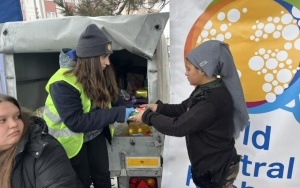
[0,94,28,188]
[64,56,119,108]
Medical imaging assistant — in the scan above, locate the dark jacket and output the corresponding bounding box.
[49,81,130,133]
[12,116,79,188]
[142,79,238,187]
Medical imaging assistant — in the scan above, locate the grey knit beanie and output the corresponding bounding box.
[76,24,113,58]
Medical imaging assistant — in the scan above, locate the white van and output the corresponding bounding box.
[0,12,170,188]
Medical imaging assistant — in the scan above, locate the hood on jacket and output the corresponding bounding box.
[16,111,49,159]
[59,48,77,69]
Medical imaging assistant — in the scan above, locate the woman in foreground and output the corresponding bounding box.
[0,94,79,188]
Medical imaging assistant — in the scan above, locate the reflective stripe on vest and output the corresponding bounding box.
[44,106,61,123]
[44,106,81,137]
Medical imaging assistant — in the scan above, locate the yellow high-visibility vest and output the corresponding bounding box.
[44,68,91,158]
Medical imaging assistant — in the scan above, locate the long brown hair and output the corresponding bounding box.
[64,56,119,108]
[0,94,28,188]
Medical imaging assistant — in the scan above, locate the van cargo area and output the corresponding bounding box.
[0,13,170,188]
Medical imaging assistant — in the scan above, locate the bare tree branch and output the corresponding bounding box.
[54,0,75,16]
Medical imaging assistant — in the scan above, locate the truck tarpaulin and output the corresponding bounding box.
[0,13,169,60]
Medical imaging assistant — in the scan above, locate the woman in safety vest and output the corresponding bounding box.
[44,24,134,188]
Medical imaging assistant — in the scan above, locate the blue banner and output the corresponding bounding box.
[0,0,23,23]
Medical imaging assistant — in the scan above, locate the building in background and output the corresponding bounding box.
[20,0,43,20]
[19,0,169,44]
[20,0,76,20]
[20,0,168,20]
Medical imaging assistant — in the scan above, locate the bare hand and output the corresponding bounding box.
[139,104,157,112]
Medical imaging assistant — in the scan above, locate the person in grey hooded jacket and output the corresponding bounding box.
[0,94,80,188]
